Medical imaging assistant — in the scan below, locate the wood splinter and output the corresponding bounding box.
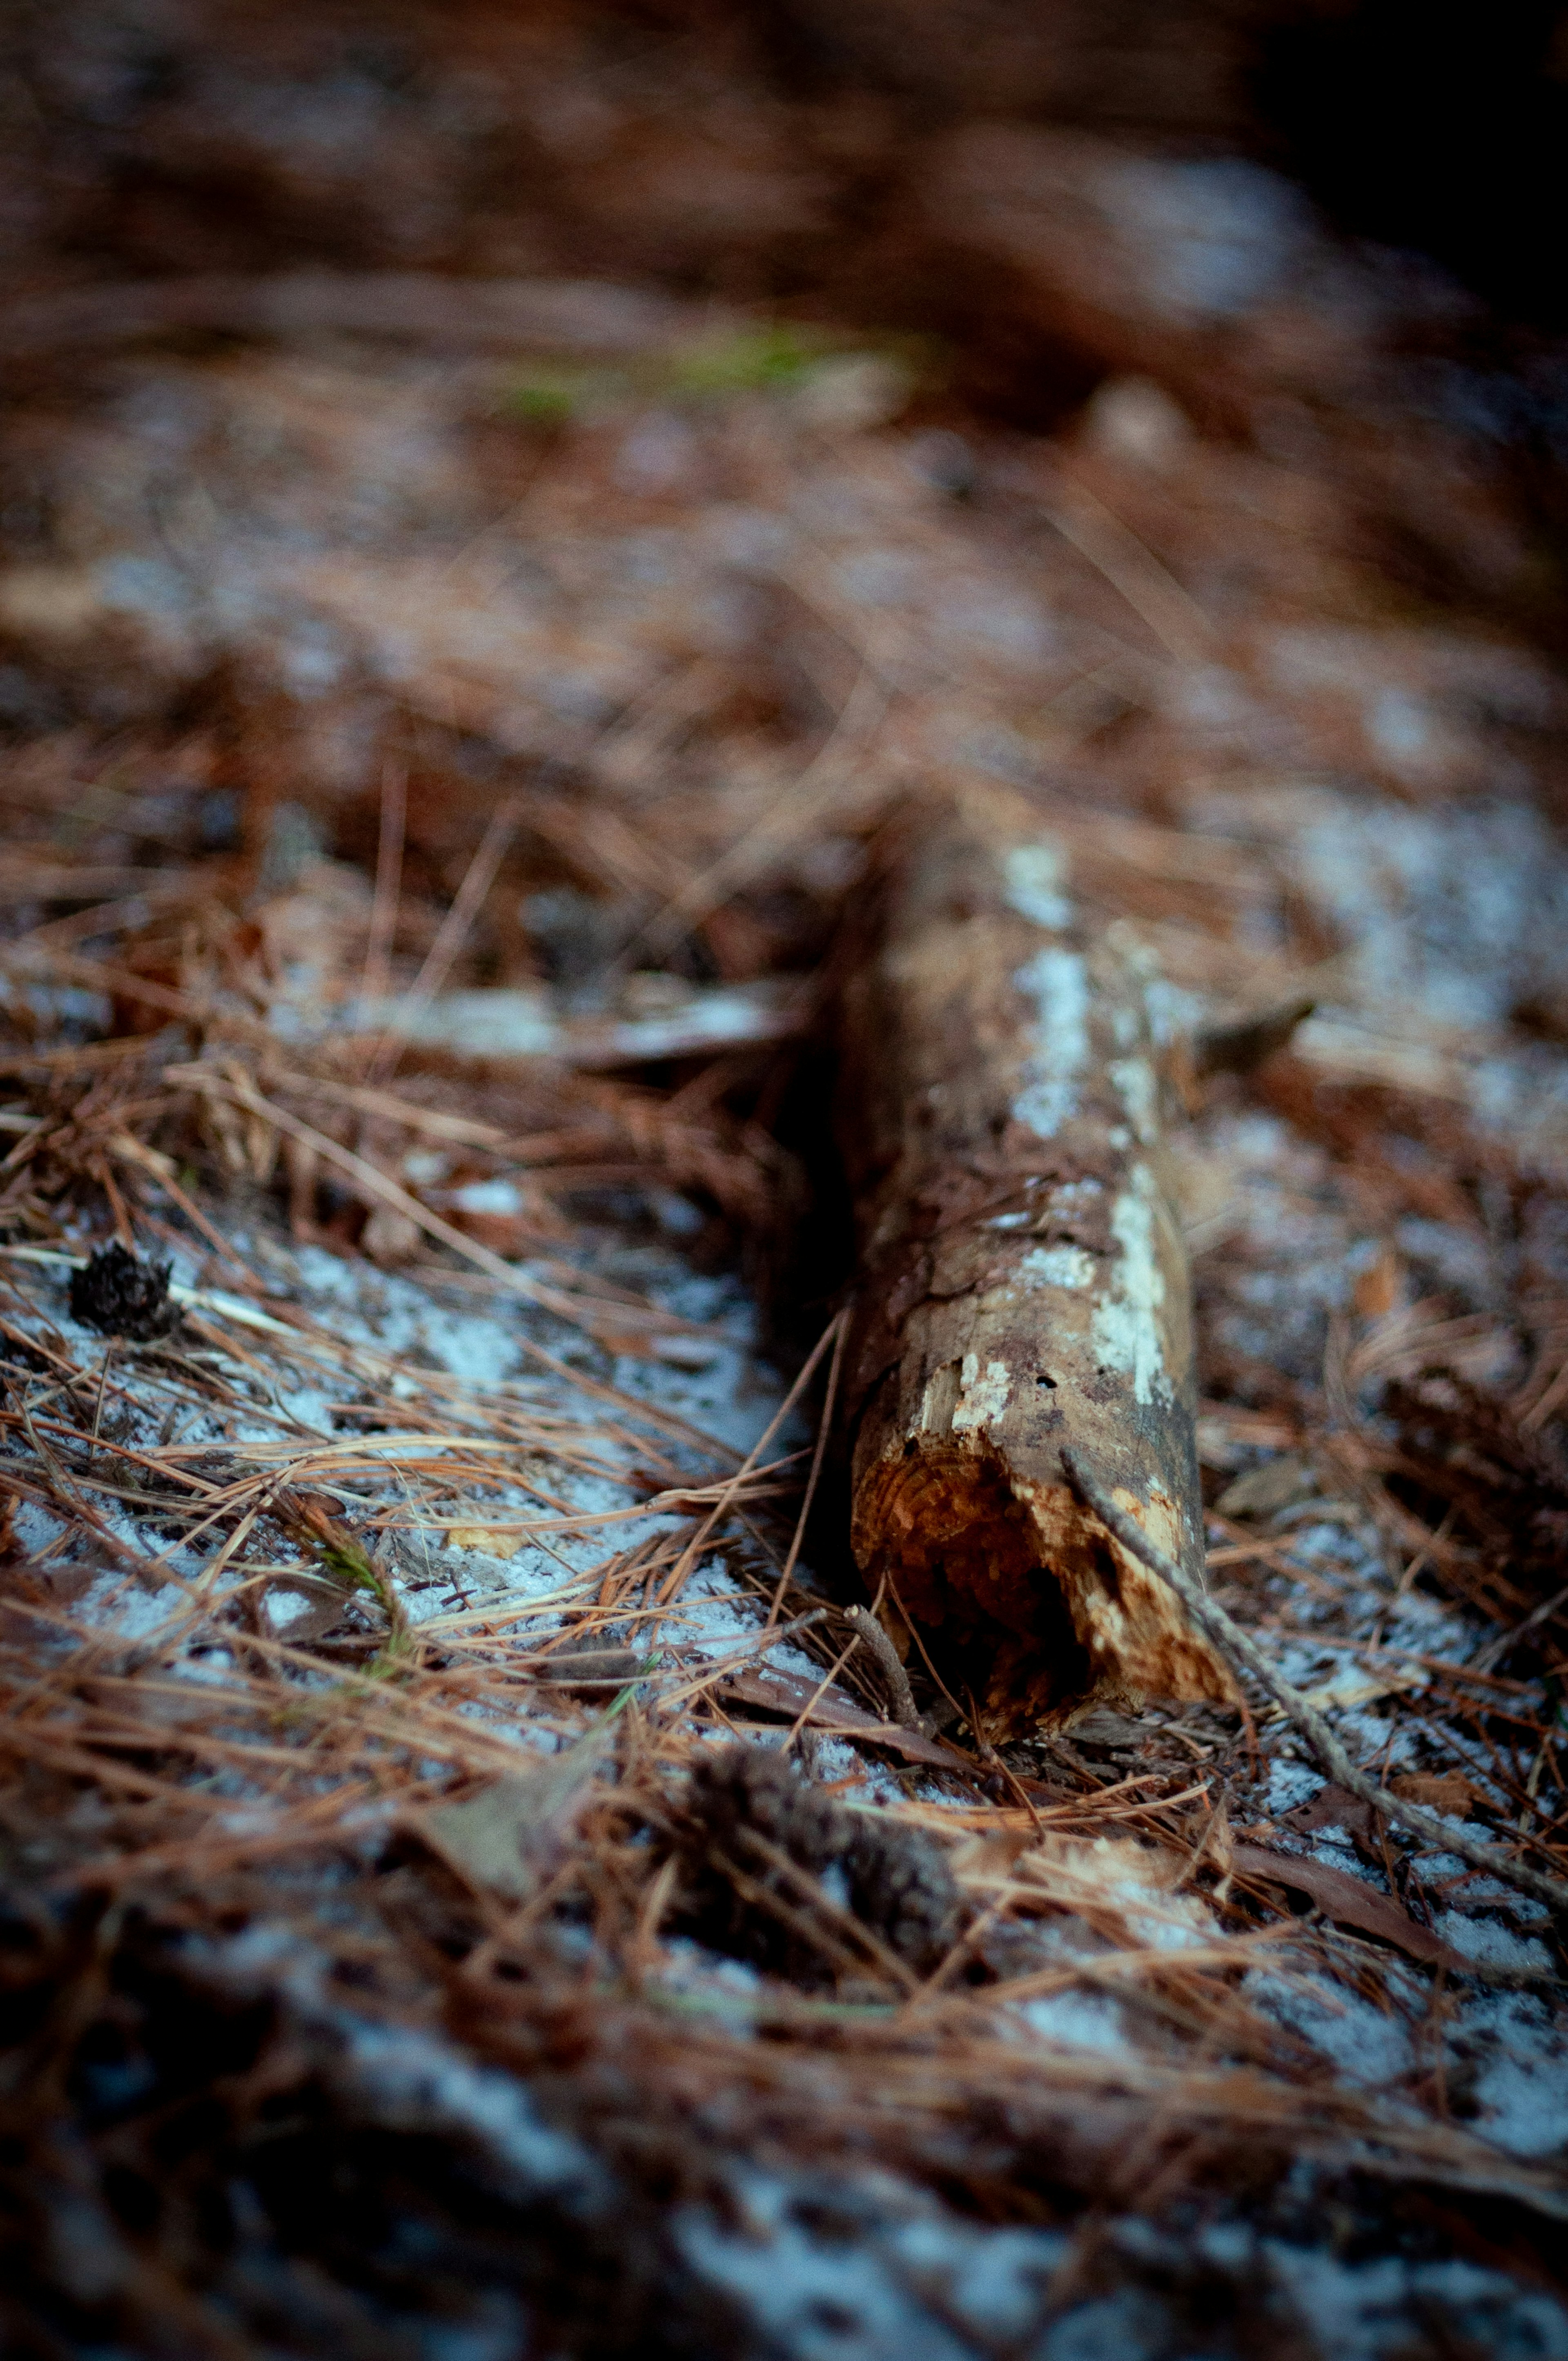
[836,784,1234,1741]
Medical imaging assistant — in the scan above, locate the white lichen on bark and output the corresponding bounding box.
[838,784,1234,1735]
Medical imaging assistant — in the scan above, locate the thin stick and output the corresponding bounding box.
[842,1605,921,1733]
[359,757,406,1007]
[783,1633,862,1752]
[884,1573,970,1735]
[88,1343,115,1468]
[365,791,523,1085]
[767,1304,847,1627]
[1061,1446,1568,1920]
[655,1312,843,1608]
[1040,473,1212,664]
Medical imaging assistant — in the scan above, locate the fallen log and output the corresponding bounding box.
[837,784,1234,1739]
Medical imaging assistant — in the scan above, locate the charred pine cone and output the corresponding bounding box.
[674,1744,960,1987]
[68,1243,175,1341]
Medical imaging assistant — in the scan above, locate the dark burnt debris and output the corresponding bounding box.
[68,1244,175,1341]
[675,1744,960,1985]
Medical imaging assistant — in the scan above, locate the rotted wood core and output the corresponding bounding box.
[836,784,1235,1740]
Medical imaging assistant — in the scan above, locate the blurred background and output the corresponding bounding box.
[6,1,1568,328]
[3,3,1568,447]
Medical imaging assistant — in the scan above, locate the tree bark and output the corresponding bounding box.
[836,783,1234,1739]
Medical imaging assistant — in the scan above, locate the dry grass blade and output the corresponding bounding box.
[1038,471,1213,663]
[364,792,524,1085]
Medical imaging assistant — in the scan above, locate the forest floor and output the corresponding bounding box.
[3,10,1568,2354]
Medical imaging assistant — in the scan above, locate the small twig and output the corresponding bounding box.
[359,757,407,1009]
[364,792,523,1085]
[964,1684,1044,1838]
[885,1574,971,1735]
[766,1304,847,1628]
[1062,1447,1568,1920]
[843,1605,921,1733]
[648,1608,830,1708]
[656,1311,842,1608]
[784,1632,862,1752]
[88,1343,115,1468]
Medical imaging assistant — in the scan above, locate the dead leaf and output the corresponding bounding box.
[1296,1664,1427,1713]
[448,1526,523,1559]
[715,1665,980,1775]
[1215,1455,1314,1519]
[1282,1781,1383,1856]
[1230,1842,1473,1971]
[1390,1771,1489,1819]
[1352,1247,1402,1320]
[415,1723,613,1901]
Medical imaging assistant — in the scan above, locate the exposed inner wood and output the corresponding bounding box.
[838,784,1236,1738]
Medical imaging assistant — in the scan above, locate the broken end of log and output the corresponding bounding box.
[852,1426,1237,1740]
[1014,1470,1241,1721]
